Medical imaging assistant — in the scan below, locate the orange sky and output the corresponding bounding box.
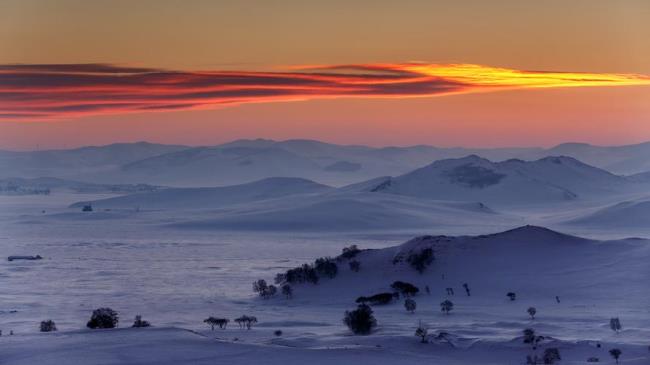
[1,0,649,149]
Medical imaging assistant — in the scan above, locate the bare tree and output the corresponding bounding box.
[415,321,428,343]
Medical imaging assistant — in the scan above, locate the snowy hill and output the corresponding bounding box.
[275,225,648,303]
[69,177,332,210]
[566,199,650,229]
[168,192,509,232]
[362,155,638,206]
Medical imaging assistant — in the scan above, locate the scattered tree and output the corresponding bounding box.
[415,321,428,343]
[407,248,434,273]
[314,257,338,279]
[543,348,561,364]
[276,264,319,285]
[523,328,545,349]
[507,292,516,301]
[86,307,119,329]
[204,317,229,330]
[462,283,471,296]
[440,300,454,315]
[132,315,151,328]
[523,328,536,344]
[609,348,622,364]
[343,304,377,335]
[527,307,537,320]
[234,315,257,330]
[349,260,361,272]
[404,298,417,313]
[253,279,277,299]
[340,245,361,259]
[39,320,57,332]
[281,284,293,299]
[609,317,622,334]
[274,330,283,336]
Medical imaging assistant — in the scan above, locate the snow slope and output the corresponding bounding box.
[168,192,509,232]
[566,198,650,229]
[1,226,648,365]
[69,177,332,210]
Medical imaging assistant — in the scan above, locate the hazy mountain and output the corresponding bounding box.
[523,141,650,174]
[101,139,541,186]
[3,139,650,186]
[0,142,189,179]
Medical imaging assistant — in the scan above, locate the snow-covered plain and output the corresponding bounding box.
[1,189,649,364]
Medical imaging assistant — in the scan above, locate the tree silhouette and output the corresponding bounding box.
[440,300,454,315]
[609,348,622,364]
[527,307,537,320]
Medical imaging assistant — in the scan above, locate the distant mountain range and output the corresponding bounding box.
[69,154,650,232]
[2,139,649,187]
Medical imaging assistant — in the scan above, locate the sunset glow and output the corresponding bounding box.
[2,63,649,121]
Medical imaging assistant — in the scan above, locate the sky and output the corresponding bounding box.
[1,0,649,150]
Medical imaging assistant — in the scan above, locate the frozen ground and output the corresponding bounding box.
[1,193,649,364]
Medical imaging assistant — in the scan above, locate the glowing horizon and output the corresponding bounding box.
[2,63,649,121]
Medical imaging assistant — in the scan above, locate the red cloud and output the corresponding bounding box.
[1,63,648,120]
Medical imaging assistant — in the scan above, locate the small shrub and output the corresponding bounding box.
[543,348,561,364]
[587,357,599,362]
[132,315,151,328]
[349,260,361,272]
[40,320,57,332]
[391,281,419,297]
[404,298,416,313]
[507,292,516,301]
[86,307,119,329]
[440,300,454,315]
[609,348,621,364]
[343,304,377,335]
[527,307,537,320]
[274,330,283,337]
